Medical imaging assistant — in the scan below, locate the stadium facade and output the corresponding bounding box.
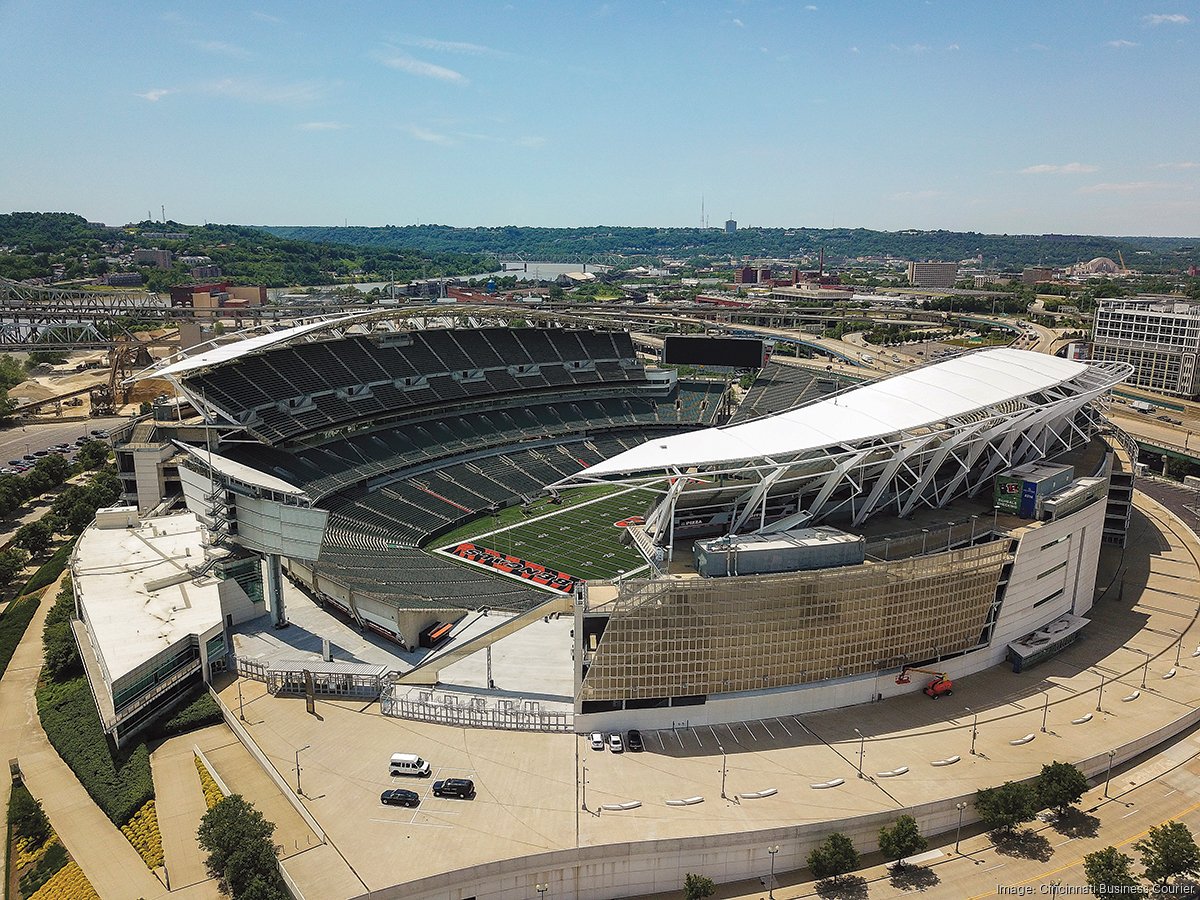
[114,314,1133,734]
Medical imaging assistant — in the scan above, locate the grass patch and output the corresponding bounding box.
[0,594,42,681]
[20,539,75,597]
[429,483,622,549]
[435,486,656,581]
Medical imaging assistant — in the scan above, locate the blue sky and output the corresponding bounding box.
[2,1,1197,235]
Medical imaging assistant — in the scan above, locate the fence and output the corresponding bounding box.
[380,686,573,732]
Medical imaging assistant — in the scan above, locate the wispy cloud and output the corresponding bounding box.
[378,51,468,84]
[1143,13,1190,25]
[1077,181,1166,194]
[198,78,329,105]
[946,43,960,51]
[1106,39,1139,48]
[252,11,282,24]
[891,43,930,53]
[1029,42,1051,51]
[406,125,455,145]
[190,39,251,58]
[136,88,172,102]
[397,36,502,56]
[297,121,347,131]
[804,5,818,10]
[732,18,745,27]
[1020,162,1100,175]
[1155,161,1200,170]
[849,46,860,54]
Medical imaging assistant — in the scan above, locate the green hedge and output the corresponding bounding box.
[153,687,223,739]
[19,537,75,596]
[0,594,41,682]
[35,675,153,826]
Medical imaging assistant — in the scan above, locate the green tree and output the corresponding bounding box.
[7,785,51,847]
[879,814,928,868]
[974,782,1039,834]
[197,795,287,898]
[30,453,70,489]
[25,350,68,369]
[1134,821,1200,885]
[14,520,54,556]
[0,547,30,584]
[76,440,110,470]
[807,832,859,881]
[682,872,716,900]
[1083,847,1141,897]
[1037,761,1089,816]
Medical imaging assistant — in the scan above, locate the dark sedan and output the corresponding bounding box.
[380,789,420,807]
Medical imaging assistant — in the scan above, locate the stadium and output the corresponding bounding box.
[93,309,1133,744]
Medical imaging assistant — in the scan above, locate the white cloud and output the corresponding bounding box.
[1155,161,1200,169]
[136,88,172,102]
[514,135,546,148]
[892,43,930,53]
[198,78,328,104]
[947,43,960,51]
[252,11,282,24]
[191,39,251,58]
[379,52,468,84]
[406,125,455,145]
[1143,13,1190,25]
[399,37,500,56]
[1077,181,1166,194]
[805,5,818,10]
[732,18,745,27]
[1029,43,1050,51]
[1020,162,1100,175]
[849,45,860,54]
[1106,39,1139,48]
[297,121,347,131]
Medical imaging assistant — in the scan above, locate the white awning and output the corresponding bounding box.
[583,349,1093,475]
[175,442,306,496]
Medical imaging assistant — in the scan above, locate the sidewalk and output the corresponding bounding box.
[151,729,224,896]
[0,571,165,899]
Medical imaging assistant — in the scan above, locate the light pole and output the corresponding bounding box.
[921,528,930,555]
[295,744,310,796]
[767,845,780,899]
[966,707,978,756]
[536,883,549,900]
[969,514,979,544]
[1041,692,1049,734]
[237,679,245,721]
[1097,672,1105,712]
[854,728,865,778]
[883,537,892,561]
[955,801,967,853]
[581,760,587,812]
[719,744,728,799]
[1137,648,1150,689]
[1174,629,1184,668]
[1104,749,1116,798]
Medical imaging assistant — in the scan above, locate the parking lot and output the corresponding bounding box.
[0,417,123,474]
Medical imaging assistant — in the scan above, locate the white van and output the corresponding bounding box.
[389,753,431,777]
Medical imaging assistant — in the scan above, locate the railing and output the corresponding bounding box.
[380,686,573,732]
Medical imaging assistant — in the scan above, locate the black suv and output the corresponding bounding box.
[380,789,420,807]
[432,778,475,799]
[627,729,644,752]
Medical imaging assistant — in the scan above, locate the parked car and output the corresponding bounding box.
[380,789,420,808]
[608,733,624,753]
[590,732,605,751]
[7,459,21,467]
[432,778,475,799]
[626,729,644,752]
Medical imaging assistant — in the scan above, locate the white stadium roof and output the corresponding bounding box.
[581,349,1097,476]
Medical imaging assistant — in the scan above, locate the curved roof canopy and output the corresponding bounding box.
[580,349,1114,477]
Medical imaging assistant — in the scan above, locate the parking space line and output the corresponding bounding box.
[776,717,792,737]
[725,723,741,746]
[760,720,774,740]
[744,720,758,741]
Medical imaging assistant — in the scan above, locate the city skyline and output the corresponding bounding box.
[1,1,1198,236]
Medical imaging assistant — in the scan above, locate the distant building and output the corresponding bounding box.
[105,272,144,286]
[190,265,222,279]
[907,261,959,288]
[724,219,737,233]
[1022,267,1055,285]
[733,266,757,284]
[974,274,1016,288]
[142,232,189,241]
[169,282,265,317]
[1092,295,1200,396]
[134,248,173,269]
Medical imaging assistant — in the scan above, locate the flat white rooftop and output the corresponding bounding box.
[73,511,226,682]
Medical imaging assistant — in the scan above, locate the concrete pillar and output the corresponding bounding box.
[1163,454,1170,477]
[266,553,286,627]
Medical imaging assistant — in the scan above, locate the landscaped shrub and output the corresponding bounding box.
[154,687,222,739]
[35,675,153,826]
[18,841,68,897]
[0,594,41,681]
[195,756,225,810]
[40,580,78,680]
[20,538,75,597]
[120,800,163,869]
[27,860,99,900]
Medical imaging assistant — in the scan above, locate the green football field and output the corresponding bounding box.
[433,486,659,582]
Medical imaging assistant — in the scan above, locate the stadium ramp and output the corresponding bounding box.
[395,595,571,686]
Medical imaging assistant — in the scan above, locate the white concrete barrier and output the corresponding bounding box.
[1071,714,1093,724]
[1163,668,1177,680]
[1010,734,1036,746]
[931,756,960,767]
[810,779,844,789]
[1123,691,1141,702]
[665,796,704,806]
[600,801,642,811]
[876,767,909,778]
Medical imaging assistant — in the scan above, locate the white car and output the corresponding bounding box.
[608,733,624,753]
[590,732,605,750]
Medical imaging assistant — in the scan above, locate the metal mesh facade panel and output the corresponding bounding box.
[579,541,1010,701]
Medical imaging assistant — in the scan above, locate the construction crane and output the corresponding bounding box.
[895,666,954,699]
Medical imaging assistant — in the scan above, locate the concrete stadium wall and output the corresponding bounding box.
[357,704,1200,900]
